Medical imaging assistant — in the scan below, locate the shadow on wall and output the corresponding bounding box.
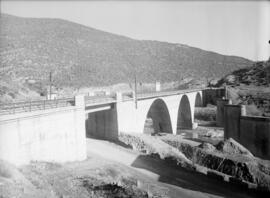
[85,105,118,141]
[143,99,173,135]
[177,95,192,132]
[130,155,263,198]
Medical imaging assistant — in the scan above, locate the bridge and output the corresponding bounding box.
[0,88,225,165]
[85,89,205,140]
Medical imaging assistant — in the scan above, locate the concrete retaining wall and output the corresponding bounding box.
[224,105,242,140]
[240,116,270,159]
[224,104,270,160]
[0,96,87,166]
[216,99,232,127]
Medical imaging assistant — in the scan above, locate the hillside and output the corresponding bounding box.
[217,59,270,116]
[0,14,253,101]
[218,59,270,87]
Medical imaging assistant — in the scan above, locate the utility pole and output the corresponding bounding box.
[49,71,52,100]
[126,54,138,108]
[267,41,270,87]
[134,74,138,109]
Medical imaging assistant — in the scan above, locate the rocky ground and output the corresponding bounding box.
[0,157,151,198]
[119,131,270,192]
[1,132,270,198]
[1,106,270,198]
[119,105,270,193]
[159,134,270,191]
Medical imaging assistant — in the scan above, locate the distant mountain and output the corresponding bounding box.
[0,14,253,95]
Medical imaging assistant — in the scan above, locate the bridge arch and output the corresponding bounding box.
[177,95,192,133]
[195,92,203,107]
[143,98,173,135]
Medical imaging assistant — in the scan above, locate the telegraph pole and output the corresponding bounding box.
[49,71,52,100]
[267,41,270,86]
[134,74,138,109]
[126,55,138,108]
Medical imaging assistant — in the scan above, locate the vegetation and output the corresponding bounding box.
[215,59,270,116]
[0,14,253,101]
[194,106,217,122]
[217,59,270,87]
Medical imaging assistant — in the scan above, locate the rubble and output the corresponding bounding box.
[160,135,270,191]
[216,138,254,157]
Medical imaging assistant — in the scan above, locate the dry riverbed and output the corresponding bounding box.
[1,135,270,198]
[119,132,270,195]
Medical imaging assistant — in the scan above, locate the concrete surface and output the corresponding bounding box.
[85,106,118,140]
[0,96,86,165]
[224,104,270,160]
[216,99,231,127]
[239,116,270,160]
[0,88,223,166]
[117,91,202,135]
[224,105,242,140]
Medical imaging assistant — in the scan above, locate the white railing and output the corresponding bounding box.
[0,87,219,115]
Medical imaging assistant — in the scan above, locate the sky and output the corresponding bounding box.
[1,0,269,61]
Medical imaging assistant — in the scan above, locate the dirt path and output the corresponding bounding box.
[86,138,262,198]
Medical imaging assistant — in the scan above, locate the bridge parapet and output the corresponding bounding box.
[0,97,75,116]
[0,87,226,116]
[84,94,116,106]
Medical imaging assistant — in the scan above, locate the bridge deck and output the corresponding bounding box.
[0,88,207,116]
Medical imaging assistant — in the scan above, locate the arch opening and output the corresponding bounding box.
[195,92,203,107]
[177,95,192,133]
[143,99,173,135]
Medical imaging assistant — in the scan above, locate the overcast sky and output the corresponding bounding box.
[1,0,269,61]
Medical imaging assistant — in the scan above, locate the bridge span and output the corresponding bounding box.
[0,88,225,165]
[85,89,205,140]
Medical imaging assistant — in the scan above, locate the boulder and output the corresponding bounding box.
[216,138,254,157]
[197,142,216,152]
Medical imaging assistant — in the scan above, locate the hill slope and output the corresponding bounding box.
[219,59,270,87]
[0,14,253,99]
[217,59,270,116]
